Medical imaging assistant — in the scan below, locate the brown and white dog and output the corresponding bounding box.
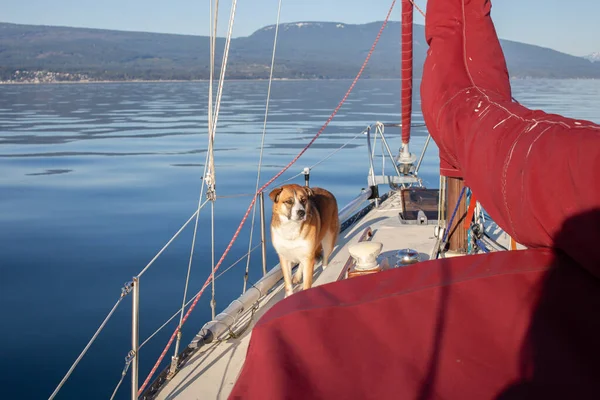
[269,184,339,297]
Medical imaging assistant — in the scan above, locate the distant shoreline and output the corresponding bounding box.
[2,21,599,83]
[2,77,599,85]
[1,78,345,85]
[1,78,396,85]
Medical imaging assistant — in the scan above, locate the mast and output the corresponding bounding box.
[397,0,417,173]
[401,0,413,147]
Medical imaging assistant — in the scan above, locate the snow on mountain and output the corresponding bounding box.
[584,52,600,62]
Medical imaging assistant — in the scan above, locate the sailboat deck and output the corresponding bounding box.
[154,191,437,399]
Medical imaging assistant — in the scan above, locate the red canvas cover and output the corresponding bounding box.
[230,249,600,399]
[229,1,600,398]
[420,0,600,275]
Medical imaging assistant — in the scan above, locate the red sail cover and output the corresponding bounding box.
[229,0,600,398]
[401,0,413,144]
[420,0,600,275]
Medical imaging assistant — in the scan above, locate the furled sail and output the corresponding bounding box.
[420,0,600,275]
[401,0,413,145]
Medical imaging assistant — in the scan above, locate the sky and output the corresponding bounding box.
[3,0,599,56]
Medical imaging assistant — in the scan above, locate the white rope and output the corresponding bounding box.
[368,126,378,187]
[174,0,219,358]
[273,120,419,189]
[216,243,262,280]
[208,0,218,138]
[109,358,131,400]
[204,0,239,203]
[217,192,255,199]
[243,0,283,293]
[52,19,218,387]
[139,293,198,351]
[209,0,238,145]
[174,164,210,342]
[381,130,386,175]
[210,200,216,319]
[204,0,219,198]
[200,0,238,316]
[310,132,365,171]
[137,203,208,278]
[275,131,364,186]
[48,294,126,400]
[137,243,262,351]
[205,0,219,199]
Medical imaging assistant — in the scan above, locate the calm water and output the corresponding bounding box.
[1,79,599,399]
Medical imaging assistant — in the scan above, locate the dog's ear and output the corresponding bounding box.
[304,187,314,197]
[269,187,283,202]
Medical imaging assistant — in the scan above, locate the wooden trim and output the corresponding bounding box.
[446,177,468,252]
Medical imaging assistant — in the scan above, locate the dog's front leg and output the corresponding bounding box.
[301,257,315,291]
[292,263,303,284]
[279,256,294,297]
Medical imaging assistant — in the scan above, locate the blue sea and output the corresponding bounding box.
[1,79,599,399]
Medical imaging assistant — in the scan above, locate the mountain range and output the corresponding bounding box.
[584,52,600,63]
[1,21,599,82]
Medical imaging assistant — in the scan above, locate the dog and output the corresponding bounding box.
[269,184,339,297]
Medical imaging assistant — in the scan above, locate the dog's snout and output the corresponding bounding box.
[297,209,305,218]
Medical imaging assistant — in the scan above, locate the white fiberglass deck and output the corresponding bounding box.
[154,191,438,400]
